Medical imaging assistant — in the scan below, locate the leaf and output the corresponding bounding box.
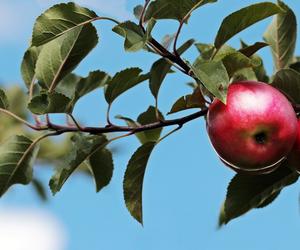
[239,42,268,57]
[272,69,300,104]
[117,106,164,144]
[149,39,194,99]
[231,68,258,82]
[105,68,149,104]
[256,191,281,209]
[263,1,297,71]
[145,0,217,22]
[192,61,230,103]
[195,43,215,60]
[55,71,111,111]
[215,2,283,50]
[0,89,9,109]
[123,142,156,224]
[21,46,41,88]
[49,134,108,195]
[221,52,260,77]
[219,166,298,226]
[136,106,163,143]
[88,148,114,192]
[0,135,39,197]
[35,23,98,91]
[168,87,206,114]
[31,2,97,46]
[290,62,300,73]
[32,178,48,201]
[113,21,147,52]
[28,92,71,115]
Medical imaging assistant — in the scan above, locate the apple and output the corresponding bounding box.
[286,119,300,174]
[207,81,298,174]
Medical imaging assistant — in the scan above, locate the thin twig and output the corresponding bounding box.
[0,108,47,131]
[139,0,151,30]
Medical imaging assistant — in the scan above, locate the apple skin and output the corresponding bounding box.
[207,81,298,174]
[286,119,300,174]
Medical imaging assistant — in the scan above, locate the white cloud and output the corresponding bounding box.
[0,207,68,250]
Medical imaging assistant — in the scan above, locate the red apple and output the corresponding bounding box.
[286,119,300,174]
[207,81,298,174]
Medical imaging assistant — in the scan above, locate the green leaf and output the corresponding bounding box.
[221,52,260,77]
[29,70,110,115]
[215,2,283,50]
[136,106,164,143]
[123,142,156,224]
[113,21,147,52]
[32,178,48,201]
[21,46,41,88]
[219,166,298,226]
[88,148,113,192]
[263,1,297,71]
[117,106,164,144]
[149,39,194,99]
[272,69,300,104]
[28,92,71,115]
[195,43,215,60]
[31,2,97,46]
[49,134,108,195]
[0,135,39,197]
[239,42,268,57]
[145,0,217,22]
[256,191,281,209]
[290,62,300,73]
[231,68,258,82]
[56,71,111,111]
[0,89,9,110]
[113,19,156,52]
[192,61,230,103]
[35,23,98,91]
[168,87,206,114]
[105,68,149,104]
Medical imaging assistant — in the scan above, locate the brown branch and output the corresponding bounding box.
[43,108,208,135]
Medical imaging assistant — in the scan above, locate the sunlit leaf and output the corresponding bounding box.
[32,2,97,46]
[35,23,98,91]
[192,61,229,103]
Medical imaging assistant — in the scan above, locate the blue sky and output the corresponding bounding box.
[0,1,300,250]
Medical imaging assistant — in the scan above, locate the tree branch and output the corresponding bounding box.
[43,108,208,135]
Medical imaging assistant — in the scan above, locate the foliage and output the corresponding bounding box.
[0,0,299,227]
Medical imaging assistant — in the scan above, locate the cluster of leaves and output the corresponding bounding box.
[0,0,299,227]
